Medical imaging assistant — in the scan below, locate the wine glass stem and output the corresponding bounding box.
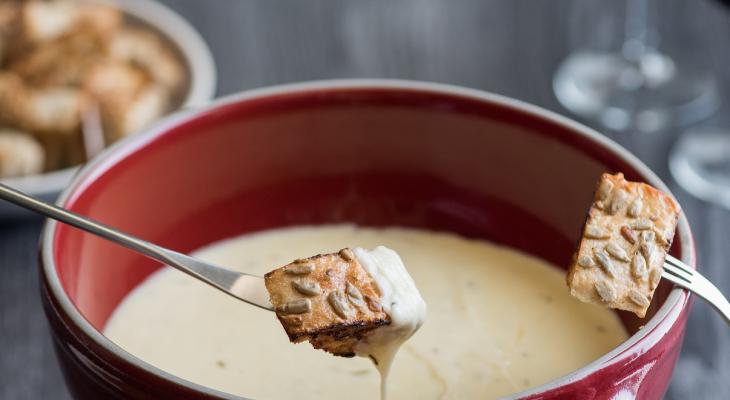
[623,0,654,62]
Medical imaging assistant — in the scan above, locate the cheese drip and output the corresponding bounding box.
[353,246,427,399]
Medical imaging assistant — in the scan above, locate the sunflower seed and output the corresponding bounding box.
[346,282,363,300]
[631,218,653,230]
[653,228,669,246]
[628,290,650,308]
[595,281,616,303]
[364,295,383,312]
[285,263,315,275]
[346,282,366,307]
[640,230,656,243]
[339,248,355,262]
[631,252,648,280]
[577,255,595,268]
[620,226,638,244]
[280,315,303,326]
[593,250,616,277]
[596,179,614,201]
[606,242,630,262]
[585,225,611,239]
[649,268,662,291]
[328,291,353,319]
[276,299,311,314]
[608,190,629,215]
[292,280,321,296]
[627,198,643,218]
[640,241,655,264]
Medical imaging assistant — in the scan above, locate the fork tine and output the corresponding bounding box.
[662,264,692,286]
[663,257,730,324]
[664,254,694,276]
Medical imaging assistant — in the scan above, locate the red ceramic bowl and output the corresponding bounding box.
[40,80,695,399]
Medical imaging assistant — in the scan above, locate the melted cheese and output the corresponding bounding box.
[104,225,627,399]
[353,246,426,398]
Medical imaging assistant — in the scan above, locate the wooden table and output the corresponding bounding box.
[1,1,728,398]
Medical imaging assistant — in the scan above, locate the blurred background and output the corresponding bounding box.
[1,0,729,398]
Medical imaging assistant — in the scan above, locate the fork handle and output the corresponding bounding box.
[0,183,273,311]
[684,271,730,325]
[0,183,168,262]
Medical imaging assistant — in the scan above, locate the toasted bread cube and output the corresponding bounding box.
[84,61,150,142]
[567,173,680,318]
[9,31,106,86]
[20,1,121,44]
[0,3,18,32]
[84,61,147,99]
[265,248,390,357]
[109,28,185,92]
[0,129,45,178]
[21,1,77,43]
[0,3,19,65]
[22,86,89,135]
[0,72,88,135]
[99,83,169,142]
[0,72,28,126]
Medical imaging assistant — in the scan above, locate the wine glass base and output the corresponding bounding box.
[670,129,730,209]
[554,51,720,133]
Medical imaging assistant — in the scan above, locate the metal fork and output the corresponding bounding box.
[0,183,274,312]
[663,255,730,324]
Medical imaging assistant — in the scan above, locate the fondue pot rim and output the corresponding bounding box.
[40,79,695,399]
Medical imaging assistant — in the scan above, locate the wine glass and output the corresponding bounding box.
[553,0,719,133]
[669,0,730,209]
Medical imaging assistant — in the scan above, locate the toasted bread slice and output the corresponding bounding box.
[265,248,390,357]
[567,173,680,317]
[0,129,45,178]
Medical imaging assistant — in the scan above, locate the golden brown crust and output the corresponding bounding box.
[567,173,680,318]
[264,249,390,357]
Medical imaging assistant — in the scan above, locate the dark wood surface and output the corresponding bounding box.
[1,1,728,398]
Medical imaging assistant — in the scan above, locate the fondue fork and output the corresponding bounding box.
[1,182,728,323]
[0,183,274,311]
[662,255,730,324]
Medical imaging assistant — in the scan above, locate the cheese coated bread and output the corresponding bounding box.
[567,173,680,317]
[265,249,389,357]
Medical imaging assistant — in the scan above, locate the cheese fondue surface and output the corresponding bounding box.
[104,225,628,399]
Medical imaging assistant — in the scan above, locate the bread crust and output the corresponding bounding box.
[567,173,680,318]
[265,249,390,357]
